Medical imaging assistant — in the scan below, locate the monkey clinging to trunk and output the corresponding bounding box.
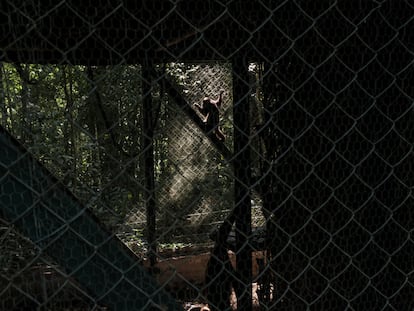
[193,90,226,141]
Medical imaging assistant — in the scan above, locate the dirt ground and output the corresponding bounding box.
[183,283,260,310]
[145,250,266,310]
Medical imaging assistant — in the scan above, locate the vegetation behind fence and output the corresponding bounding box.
[1,1,414,310]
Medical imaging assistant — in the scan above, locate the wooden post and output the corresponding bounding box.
[232,57,252,311]
[142,62,157,267]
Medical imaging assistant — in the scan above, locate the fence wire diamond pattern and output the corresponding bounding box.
[1,1,413,310]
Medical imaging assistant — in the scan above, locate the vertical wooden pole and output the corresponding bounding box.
[142,62,157,267]
[232,57,252,311]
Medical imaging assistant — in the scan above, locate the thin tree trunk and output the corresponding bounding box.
[3,65,15,130]
[0,63,7,127]
[16,64,31,142]
[86,66,103,188]
[142,62,157,267]
[62,65,77,187]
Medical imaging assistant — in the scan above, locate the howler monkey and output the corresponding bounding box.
[194,91,226,141]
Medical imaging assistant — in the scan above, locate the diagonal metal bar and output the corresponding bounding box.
[0,125,182,311]
[156,72,233,161]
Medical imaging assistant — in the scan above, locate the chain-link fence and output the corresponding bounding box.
[1,1,414,310]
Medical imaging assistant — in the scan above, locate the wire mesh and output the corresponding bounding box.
[1,1,414,310]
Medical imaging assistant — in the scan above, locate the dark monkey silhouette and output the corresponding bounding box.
[205,211,240,311]
[193,90,226,141]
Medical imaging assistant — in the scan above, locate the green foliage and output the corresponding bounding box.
[0,61,240,252]
[1,64,144,228]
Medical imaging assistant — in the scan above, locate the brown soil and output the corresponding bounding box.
[144,250,267,310]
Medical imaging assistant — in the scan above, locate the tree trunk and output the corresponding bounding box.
[0,63,6,126]
[142,62,157,267]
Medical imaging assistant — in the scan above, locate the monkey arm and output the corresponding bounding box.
[193,102,203,110]
[193,102,206,115]
[193,103,210,123]
[210,91,224,108]
[203,112,210,123]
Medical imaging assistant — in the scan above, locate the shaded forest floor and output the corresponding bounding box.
[147,250,266,310]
